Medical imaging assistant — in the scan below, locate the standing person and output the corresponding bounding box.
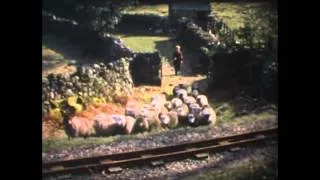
[172,45,184,75]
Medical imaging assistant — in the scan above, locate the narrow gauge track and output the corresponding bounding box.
[43,127,277,178]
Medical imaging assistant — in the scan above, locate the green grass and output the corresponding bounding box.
[42,128,174,152]
[210,102,277,126]
[43,133,143,152]
[114,34,172,53]
[43,136,117,152]
[121,4,168,16]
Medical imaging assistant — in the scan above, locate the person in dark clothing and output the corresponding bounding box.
[172,45,184,75]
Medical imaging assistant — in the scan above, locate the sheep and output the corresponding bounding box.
[171,97,183,108]
[93,114,126,136]
[93,64,100,70]
[132,105,154,133]
[198,105,217,126]
[123,116,137,134]
[125,100,145,118]
[176,88,188,99]
[187,113,200,127]
[186,103,202,127]
[159,111,179,129]
[188,103,201,114]
[190,89,200,98]
[172,86,181,97]
[164,101,174,111]
[133,116,150,133]
[150,93,167,113]
[174,103,190,127]
[65,116,96,138]
[172,84,189,96]
[137,108,162,132]
[186,105,217,127]
[196,95,209,107]
[182,95,197,105]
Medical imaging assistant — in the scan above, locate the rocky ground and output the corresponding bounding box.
[44,141,277,180]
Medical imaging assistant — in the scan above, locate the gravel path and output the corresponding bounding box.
[44,143,277,180]
[43,117,277,162]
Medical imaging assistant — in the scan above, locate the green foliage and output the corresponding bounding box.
[200,46,216,58]
[211,2,277,46]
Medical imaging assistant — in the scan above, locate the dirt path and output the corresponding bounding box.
[131,46,206,102]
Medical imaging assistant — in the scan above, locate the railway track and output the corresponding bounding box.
[43,127,277,178]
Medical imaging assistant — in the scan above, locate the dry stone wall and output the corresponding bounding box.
[42,57,134,114]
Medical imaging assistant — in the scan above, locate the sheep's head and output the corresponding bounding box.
[187,113,196,124]
[135,117,149,130]
[159,113,170,125]
[176,106,186,116]
[112,115,126,127]
[173,99,183,108]
[189,103,201,114]
[201,107,211,122]
[192,89,199,97]
[165,101,173,110]
[178,93,185,100]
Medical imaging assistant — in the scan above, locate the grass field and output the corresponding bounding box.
[114,34,171,52]
[121,4,168,16]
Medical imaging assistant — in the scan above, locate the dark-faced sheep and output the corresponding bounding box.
[176,89,188,99]
[173,84,190,96]
[133,106,153,133]
[186,103,202,127]
[188,103,201,115]
[190,89,200,98]
[172,85,182,96]
[199,105,217,126]
[187,113,200,127]
[134,116,149,133]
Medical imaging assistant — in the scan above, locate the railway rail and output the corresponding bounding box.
[43,127,277,178]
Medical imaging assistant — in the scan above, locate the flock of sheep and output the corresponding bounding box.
[65,84,216,138]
